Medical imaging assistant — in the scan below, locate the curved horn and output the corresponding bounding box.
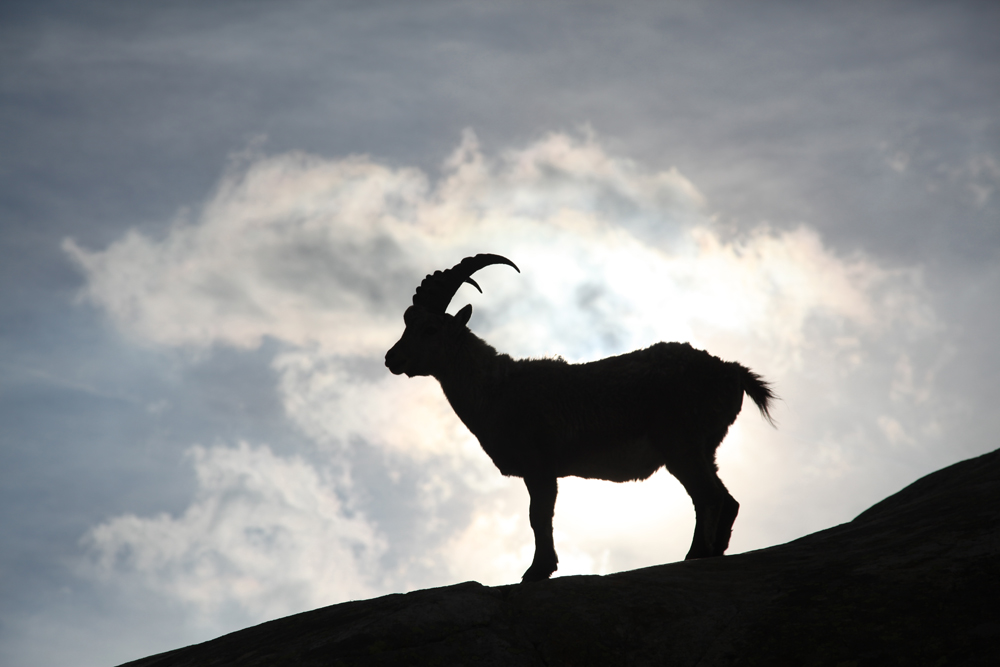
[412,253,520,312]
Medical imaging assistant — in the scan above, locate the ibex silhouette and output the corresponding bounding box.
[386,254,775,582]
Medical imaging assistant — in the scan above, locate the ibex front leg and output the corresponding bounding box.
[521,475,558,582]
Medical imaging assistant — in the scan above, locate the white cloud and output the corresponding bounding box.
[69,130,944,614]
[64,151,429,353]
[81,443,384,623]
[273,348,483,461]
[64,130,928,366]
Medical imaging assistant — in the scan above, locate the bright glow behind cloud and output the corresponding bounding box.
[71,130,939,618]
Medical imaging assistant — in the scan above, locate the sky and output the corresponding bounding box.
[2,1,998,665]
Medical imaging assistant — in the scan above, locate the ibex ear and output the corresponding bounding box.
[455,304,473,327]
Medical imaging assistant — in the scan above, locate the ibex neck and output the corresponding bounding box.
[435,333,508,433]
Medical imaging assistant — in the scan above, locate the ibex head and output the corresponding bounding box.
[384,254,519,377]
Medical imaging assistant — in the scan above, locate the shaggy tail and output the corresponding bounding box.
[741,367,778,427]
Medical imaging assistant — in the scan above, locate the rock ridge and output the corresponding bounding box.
[121,448,1000,666]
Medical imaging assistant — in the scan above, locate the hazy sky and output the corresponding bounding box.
[2,2,999,665]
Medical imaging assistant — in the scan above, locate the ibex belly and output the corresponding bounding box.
[559,436,664,482]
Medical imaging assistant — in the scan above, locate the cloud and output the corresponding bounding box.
[61,129,714,354]
[272,349,482,460]
[81,442,384,623]
[63,150,428,354]
[68,130,944,614]
[64,130,926,360]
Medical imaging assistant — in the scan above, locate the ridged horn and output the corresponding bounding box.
[412,254,520,313]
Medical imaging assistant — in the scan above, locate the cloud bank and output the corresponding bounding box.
[82,443,383,622]
[68,130,942,623]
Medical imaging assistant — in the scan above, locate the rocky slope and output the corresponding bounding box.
[121,448,1000,666]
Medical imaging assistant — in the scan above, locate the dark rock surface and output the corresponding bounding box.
[121,448,1000,666]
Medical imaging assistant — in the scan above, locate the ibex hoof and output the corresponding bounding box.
[521,560,557,583]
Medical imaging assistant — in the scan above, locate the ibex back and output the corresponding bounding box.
[385,254,776,582]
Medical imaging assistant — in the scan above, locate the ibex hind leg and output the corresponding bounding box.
[712,490,739,557]
[705,429,739,557]
[660,442,737,560]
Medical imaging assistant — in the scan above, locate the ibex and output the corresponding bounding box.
[385,254,775,582]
